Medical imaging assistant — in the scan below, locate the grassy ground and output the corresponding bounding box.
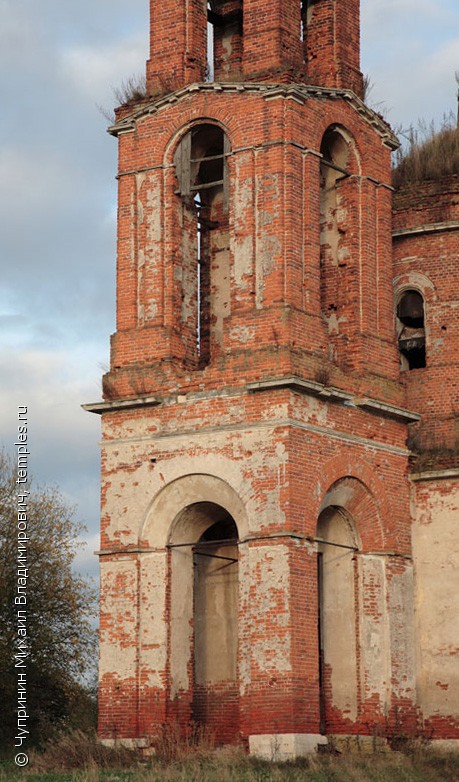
[1,750,459,782]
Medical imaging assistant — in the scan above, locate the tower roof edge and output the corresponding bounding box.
[108,81,399,149]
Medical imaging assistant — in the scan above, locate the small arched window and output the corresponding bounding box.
[397,290,426,370]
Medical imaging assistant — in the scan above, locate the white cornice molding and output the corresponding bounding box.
[108,81,399,149]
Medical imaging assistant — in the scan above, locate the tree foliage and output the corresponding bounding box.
[0,452,97,750]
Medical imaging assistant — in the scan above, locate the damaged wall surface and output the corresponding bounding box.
[85,0,459,759]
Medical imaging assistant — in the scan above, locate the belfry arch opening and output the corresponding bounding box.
[317,506,359,733]
[319,126,357,365]
[300,1,314,50]
[174,124,231,368]
[168,502,239,743]
[397,289,426,370]
[207,1,243,80]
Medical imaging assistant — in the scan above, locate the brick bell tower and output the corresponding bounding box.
[85,0,422,758]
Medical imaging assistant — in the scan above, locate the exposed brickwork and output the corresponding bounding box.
[393,176,459,467]
[146,0,363,96]
[89,0,459,757]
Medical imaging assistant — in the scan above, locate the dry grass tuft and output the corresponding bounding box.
[393,115,459,188]
[153,721,217,762]
[3,731,459,782]
[29,729,136,772]
[114,74,148,106]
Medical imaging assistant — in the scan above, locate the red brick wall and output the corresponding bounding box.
[393,177,459,466]
[95,1,458,753]
[146,0,362,95]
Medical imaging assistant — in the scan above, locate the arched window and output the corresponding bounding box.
[174,124,231,367]
[319,127,352,363]
[397,290,426,370]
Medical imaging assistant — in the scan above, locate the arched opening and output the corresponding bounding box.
[319,127,352,364]
[168,501,239,742]
[300,1,314,55]
[193,512,239,736]
[174,124,231,367]
[207,2,215,81]
[317,506,359,733]
[207,1,243,80]
[396,289,426,370]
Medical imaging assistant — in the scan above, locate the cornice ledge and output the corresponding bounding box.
[393,220,459,239]
[96,546,161,557]
[410,468,459,482]
[82,395,161,415]
[108,81,399,149]
[246,375,420,422]
[263,84,398,149]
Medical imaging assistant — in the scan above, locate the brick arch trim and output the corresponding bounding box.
[164,116,233,166]
[317,120,362,177]
[393,271,437,305]
[319,476,383,551]
[316,456,391,551]
[140,473,249,548]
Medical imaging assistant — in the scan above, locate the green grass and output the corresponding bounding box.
[1,752,459,782]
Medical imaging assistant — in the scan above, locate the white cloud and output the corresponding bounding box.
[0,146,77,214]
[60,35,147,105]
[362,0,459,128]
[0,345,103,528]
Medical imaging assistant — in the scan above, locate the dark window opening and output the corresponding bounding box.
[192,508,239,736]
[206,2,214,81]
[199,516,238,544]
[300,1,306,42]
[207,1,243,80]
[397,290,426,370]
[300,1,314,44]
[320,128,350,177]
[175,125,231,368]
[175,124,229,203]
[301,1,316,50]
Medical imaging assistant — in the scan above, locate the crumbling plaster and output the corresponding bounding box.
[413,481,459,718]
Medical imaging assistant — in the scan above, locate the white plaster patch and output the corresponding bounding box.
[139,551,168,687]
[359,555,391,709]
[413,482,459,718]
[249,733,328,760]
[99,559,138,678]
[229,324,256,344]
[387,563,416,701]
[248,544,291,673]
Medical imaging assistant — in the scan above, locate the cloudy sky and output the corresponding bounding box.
[1,0,458,578]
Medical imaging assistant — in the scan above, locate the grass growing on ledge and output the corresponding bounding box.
[393,114,459,188]
[113,74,148,106]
